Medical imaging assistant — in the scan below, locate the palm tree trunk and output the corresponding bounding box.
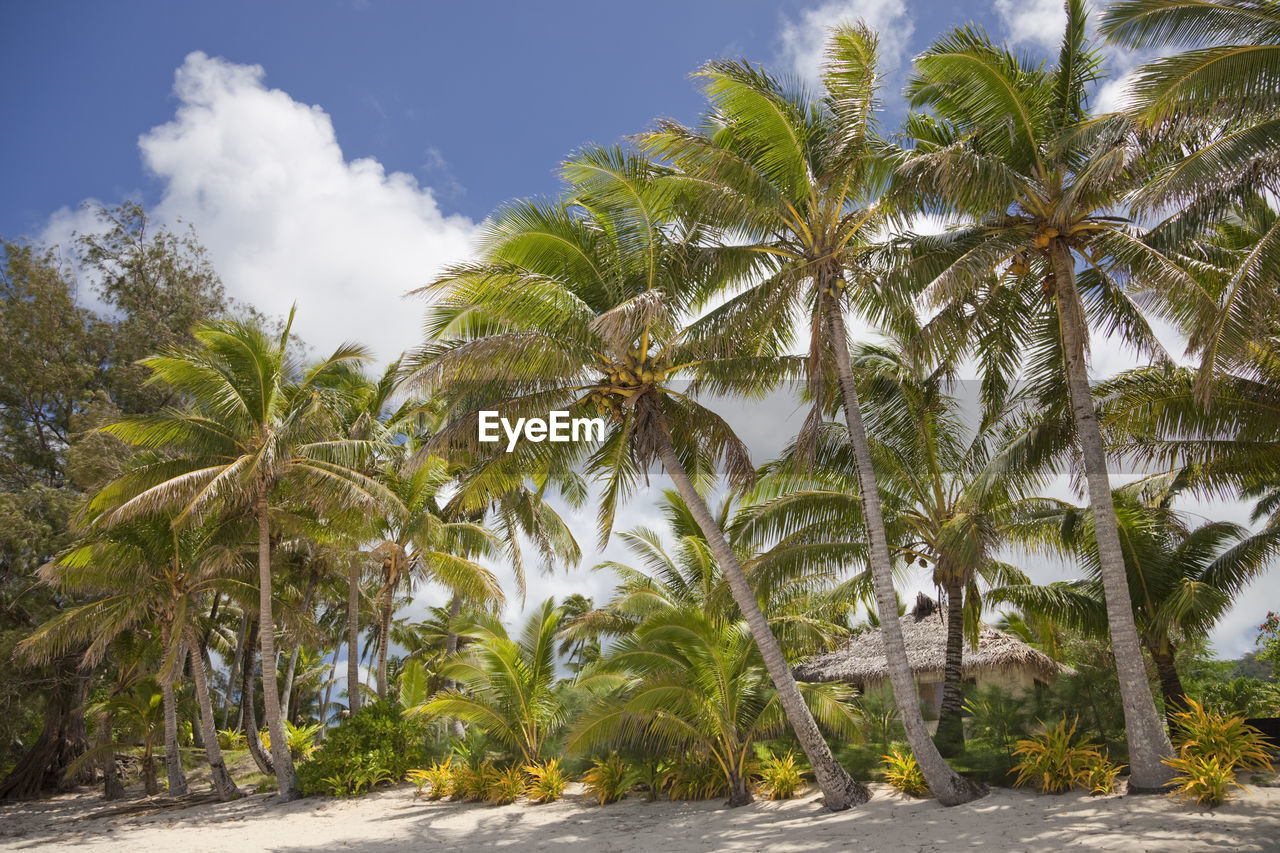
[240,618,274,776]
[824,296,986,806]
[376,569,393,700]
[100,709,125,801]
[726,768,752,808]
[444,594,466,741]
[256,494,300,800]
[225,614,248,730]
[189,643,240,800]
[1150,644,1186,730]
[159,623,189,797]
[651,413,868,811]
[935,576,968,757]
[1050,242,1174,791]
[320,629,342,739]
[347,560,363,715]
[280,573,317,723]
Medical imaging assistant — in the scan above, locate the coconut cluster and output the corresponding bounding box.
[588,347,672,421]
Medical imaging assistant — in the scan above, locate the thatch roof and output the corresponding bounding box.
[794,596,1070,686]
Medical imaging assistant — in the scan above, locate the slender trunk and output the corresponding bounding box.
[1150,644,1186,731]
[651,412,868,811]
[226,614,248,730]
[1050,241,1174,790]
[320,629,342,739]
[935,576,968,756]
[347,560,363,715]
[376,558,394,699]
[100,710,125,800]
[189,643,240,800]
[824,296,986,806]
[256,493,300,800]
[444,595,466,740]
[159,623,189,797]
[142,752,159,796]
[281,573,317,722]
[240,619,274,776]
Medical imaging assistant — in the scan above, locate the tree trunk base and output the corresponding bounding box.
[822,774,872,811]
[933,774,988,807]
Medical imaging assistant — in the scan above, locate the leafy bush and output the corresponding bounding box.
[284,721,321,760]
[667,757,727,801]
[881,747,929,797]
[1084,757,1124,796]
[756,750,804,800]
[1011,718,1105,793]
[487,764,526,804]
[1164,699,1274,807]
[1164,754,1240,807]
[410,759,454,800]
[583,753,639,805]
[525,759,568,803]
[297,701,431,797]
[1169,699,1273,772]
[634,759,674,802]
[453,763,496,801]
[216,728,246,750]
[259,727,271,752]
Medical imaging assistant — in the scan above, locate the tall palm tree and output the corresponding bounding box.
[644,25,983,803]
[86,311,393,800]
[742,337,1042,754]
[993,479,1280,725]
[402,147,868,809]
[1101,0,1280,386]
[410,599,566,764]
[21,516,250,800]
[369,450,501,699]
[893,0,1186,788]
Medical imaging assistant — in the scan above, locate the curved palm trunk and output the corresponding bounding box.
[444,594,466,741]
[239,618,274,776]
[256,495,300,800]
[159,623,189,797]
[652,418,868,811]
[1150,643,1186,731]
[347,560,363,715]
[280,573,316,723]
[189,644,240,800]
[935,576,968,757]
[100,710,125,801]
[1050,242,1174,791]
[825,297,986,806]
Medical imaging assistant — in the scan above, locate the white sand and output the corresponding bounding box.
[2,782,1277,852]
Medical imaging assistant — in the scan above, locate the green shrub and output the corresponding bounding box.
[298,701,430,797]
[881,747,929,797]
[453,763,496,801]
[1011,718,1105,793]
[583,753,639,805]
[1084,757,1124,796]
[634,759,674,802]
[216,728,246,750]
[1169,699,1273,772]
[525,759,569,803]
[284,721,322,760]
[756,750,804,800]
[410,758,454,800]
[667,757,727,801]
[487,764,526,805]
[1164,754,1240,807]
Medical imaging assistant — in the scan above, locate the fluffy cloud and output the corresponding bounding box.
[779,0,915,91]
[993,0,1068,52]
[136,51,478,362]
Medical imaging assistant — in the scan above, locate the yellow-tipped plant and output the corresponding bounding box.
[525,759,569,803]
[881,747,929,797]
[756,751,805,800]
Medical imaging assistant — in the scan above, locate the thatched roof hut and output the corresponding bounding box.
[794,596,1070,696]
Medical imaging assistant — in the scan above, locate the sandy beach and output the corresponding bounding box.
[2,782,1276,853]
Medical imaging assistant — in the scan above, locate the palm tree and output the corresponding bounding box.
[22,517,249,800]
[86,311,393,800]
[893,0,1186,788]
[402,147,868,809]
[994,480,1280,725]
[644,25,983,803]
[1100,0,1280,385]
[369,450,501,699]
[742,336,1042,754]
[410,599,566,764]
[572,606,862,807]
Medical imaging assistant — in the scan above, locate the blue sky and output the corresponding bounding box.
[5,1,1270,661]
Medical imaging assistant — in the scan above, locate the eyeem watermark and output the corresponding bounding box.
[478,410,607,452]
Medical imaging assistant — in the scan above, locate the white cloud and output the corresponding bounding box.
[136,51,478,362]
[994,0,1067,52]
[779,0,914,91]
